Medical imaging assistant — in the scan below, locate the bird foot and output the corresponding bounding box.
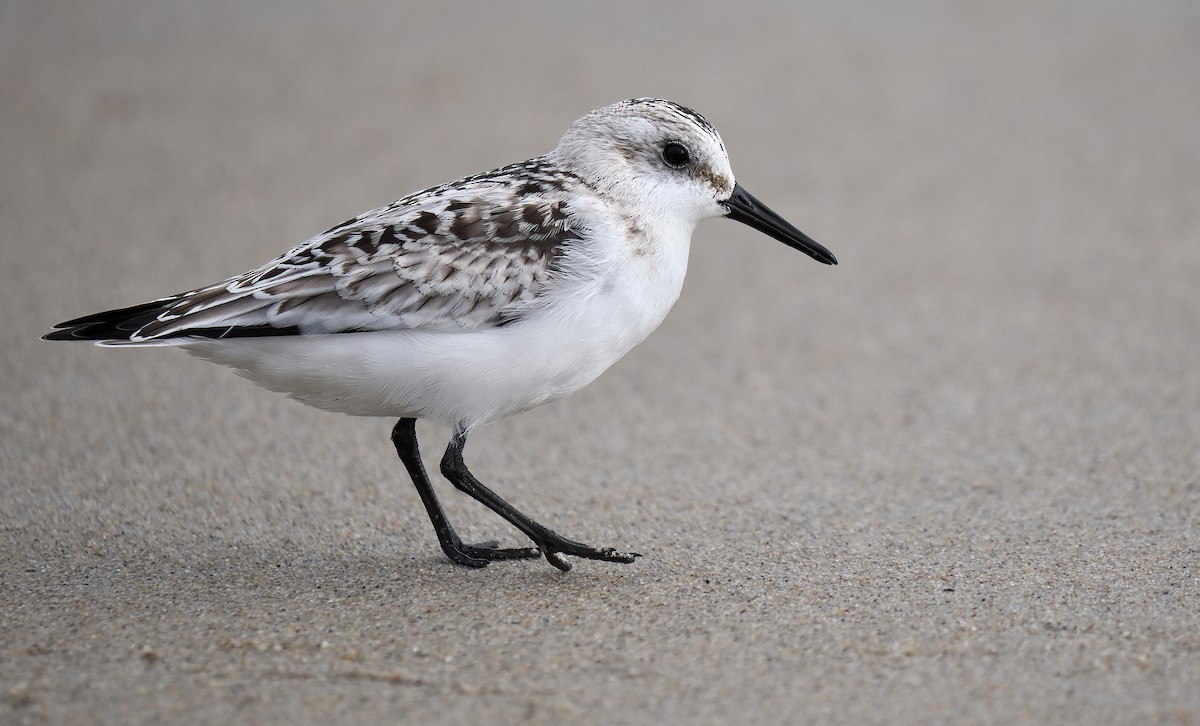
[441,539,542,568]
[538,543,641,572]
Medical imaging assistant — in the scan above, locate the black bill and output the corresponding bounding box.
[723,182,837,265]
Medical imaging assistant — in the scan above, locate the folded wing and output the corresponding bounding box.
[46,177,580,343]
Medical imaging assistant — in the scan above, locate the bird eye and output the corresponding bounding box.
[662,142,691,168]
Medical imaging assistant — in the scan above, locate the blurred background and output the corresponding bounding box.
[2,1,1198,723]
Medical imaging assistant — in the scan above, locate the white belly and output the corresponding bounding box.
[185,231,691,428]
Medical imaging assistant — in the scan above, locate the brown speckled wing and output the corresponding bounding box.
[128,164,583,340]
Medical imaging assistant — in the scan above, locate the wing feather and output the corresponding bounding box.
[117,169,583,341]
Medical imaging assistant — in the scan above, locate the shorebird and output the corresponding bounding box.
[45,98,836,571]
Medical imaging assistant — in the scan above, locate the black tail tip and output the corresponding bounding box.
[43,327,78,341]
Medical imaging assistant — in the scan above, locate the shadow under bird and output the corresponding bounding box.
[45,98,836,572]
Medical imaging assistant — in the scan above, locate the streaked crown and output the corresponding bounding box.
[550,98,735,224]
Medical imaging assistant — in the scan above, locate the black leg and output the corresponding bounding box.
[391,419,541,567]
[440,423,640,572]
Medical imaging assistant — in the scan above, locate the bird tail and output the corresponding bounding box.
[43,298,179,344]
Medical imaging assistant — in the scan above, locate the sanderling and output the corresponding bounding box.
[45,98,836,571]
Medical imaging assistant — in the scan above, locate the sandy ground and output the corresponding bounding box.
[3,2,1198,724]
